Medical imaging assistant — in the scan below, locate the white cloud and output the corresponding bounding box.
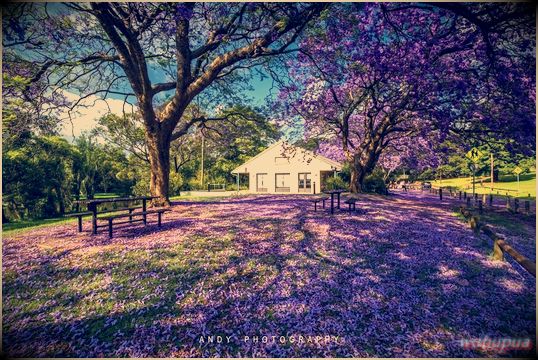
[58,91,137,141]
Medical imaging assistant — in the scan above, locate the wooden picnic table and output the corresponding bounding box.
[322,189,346,214]
[74,196,158,234]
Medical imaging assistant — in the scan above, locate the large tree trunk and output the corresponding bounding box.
[349,142,383,193]
[350,163,368,193]
[146,130,172,207]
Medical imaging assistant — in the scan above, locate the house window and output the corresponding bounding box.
[256,173,267,192]
[275,173,290,192]
[298,173,311,192]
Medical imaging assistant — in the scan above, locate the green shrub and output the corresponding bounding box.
[324,176,348,191]
[169,172,183,196]
[363,173,387,194]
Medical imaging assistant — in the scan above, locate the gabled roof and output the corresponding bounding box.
[231,140,285,174]
[231,139,342,174]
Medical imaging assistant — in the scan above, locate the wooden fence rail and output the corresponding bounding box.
[427,187,534,215]
[459,206,536,277]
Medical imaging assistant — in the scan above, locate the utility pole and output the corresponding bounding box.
[471,163,476,197]
[490,153,494,191]
[200,131,205,188]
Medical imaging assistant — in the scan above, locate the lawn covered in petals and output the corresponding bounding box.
[2,191,535,357]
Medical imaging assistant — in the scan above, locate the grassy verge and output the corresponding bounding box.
[431,173,536,198]
[452,205,534,240]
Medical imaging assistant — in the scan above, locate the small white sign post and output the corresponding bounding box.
[513,166,522,195]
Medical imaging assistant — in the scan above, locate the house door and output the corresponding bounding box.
[275,173,291,192]
[256,173,267,192]
[298,173,311,192]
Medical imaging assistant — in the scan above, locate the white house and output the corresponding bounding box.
[231,140,342,194]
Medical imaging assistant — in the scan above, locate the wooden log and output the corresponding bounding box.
[481,225,536,276]
[497,239,536,277]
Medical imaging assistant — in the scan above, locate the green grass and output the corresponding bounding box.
[75,192,123,200]
[2,216,80,235]
[3,191,124,235]
[431,173,536,198]
[479,211,534,238]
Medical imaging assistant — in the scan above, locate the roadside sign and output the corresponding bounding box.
[466,147,484,163]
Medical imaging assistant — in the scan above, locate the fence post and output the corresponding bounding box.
[482,193,487,206]
[506,196,511,210]
[470,215,480,234]
[439,188,443,201]
[489,194,493,206]
[525,200,530,214]
[466,197,471,208]
[514,198,519,213]
[478,200,483,214]
[313,182,316,195]
[493,239,504,261]
[459,191,462,200]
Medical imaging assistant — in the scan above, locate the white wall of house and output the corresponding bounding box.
[232,140,342,194]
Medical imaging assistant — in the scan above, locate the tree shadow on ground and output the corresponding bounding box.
[2,195,535,357]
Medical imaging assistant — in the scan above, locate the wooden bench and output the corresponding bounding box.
[98,206,142,222]
[100,209,171,238]
[65,211,93,232]
[310,196,330,211]
[65,206,141,232]
[344,198,358,213]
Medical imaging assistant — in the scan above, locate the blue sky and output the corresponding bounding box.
[61,64,289,140]
[47,2,293,139]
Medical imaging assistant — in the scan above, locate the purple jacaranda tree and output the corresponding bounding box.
[277,3,535,192]
[2,2,327,205]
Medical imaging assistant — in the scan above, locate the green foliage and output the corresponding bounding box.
[169,172,183,196]
[176,105,280,189]
[324,176,348,190]
[363,172,387,194]
[3,135,76,220]
[3,131,133,222]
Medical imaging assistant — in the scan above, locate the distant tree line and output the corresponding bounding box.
[2,105,279,222]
